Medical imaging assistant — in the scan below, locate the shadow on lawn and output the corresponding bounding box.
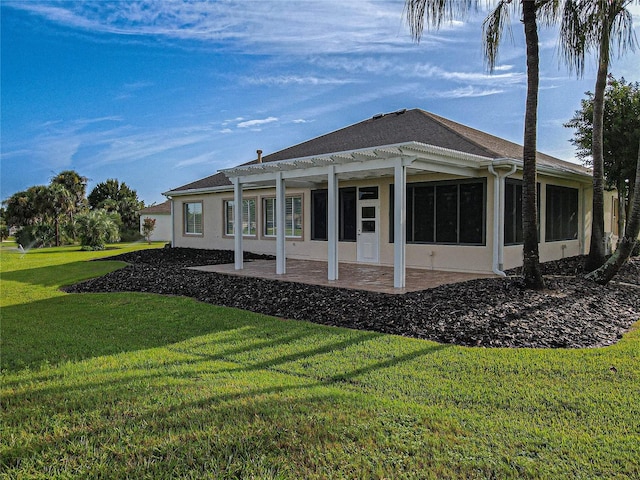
[2,328,450,477]
[1,260,126,288]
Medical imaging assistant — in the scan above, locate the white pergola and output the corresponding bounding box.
[220,141,497,289]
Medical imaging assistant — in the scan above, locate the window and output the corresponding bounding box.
[504,180,541,245]
[390,180,486,245]
[310,187,357,242]
[184,202,203,235]
[263,196,302,238]
[311,190,328,240]
[505,180,524,245]
[340,187,357,241]
[545,185,578,241]
[224,199,256,236]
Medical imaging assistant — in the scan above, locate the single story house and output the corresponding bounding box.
[139,200,172,242]
[164,108,615,289]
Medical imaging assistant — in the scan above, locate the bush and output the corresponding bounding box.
[120,228,144,243]
[15,223,57,249]
[76,209,120,250]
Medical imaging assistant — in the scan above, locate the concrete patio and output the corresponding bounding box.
[191,259,495,294]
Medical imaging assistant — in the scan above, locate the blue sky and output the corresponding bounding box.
[2,1,639,205]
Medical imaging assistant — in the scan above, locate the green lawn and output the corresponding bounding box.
[1,243,639,479]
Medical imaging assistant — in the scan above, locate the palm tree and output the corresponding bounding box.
[44,183,74,247]
[76,209,120,250]
[560,0,636,272]
[406,0,556,289]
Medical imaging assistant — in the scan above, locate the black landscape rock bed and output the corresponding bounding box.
[65,248,640,349]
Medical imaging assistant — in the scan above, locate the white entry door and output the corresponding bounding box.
[357,189,379,263]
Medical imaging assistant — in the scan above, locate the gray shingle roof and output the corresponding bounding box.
[167,108,589,193]
[140,200,172,214]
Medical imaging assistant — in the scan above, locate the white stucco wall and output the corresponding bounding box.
[140,214,172,242]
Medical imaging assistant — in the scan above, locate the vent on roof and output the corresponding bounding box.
[372,113,384,119]
[395,108,407,115]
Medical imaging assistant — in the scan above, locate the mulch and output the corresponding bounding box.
[63,248,640,349]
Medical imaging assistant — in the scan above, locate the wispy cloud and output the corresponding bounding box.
[240,75,352,86]
[312,56,524,85]
[236,117,278,128]
[175,151,217,168]
[115,81,154,100]
[430,86,505,98]
[4,0,454,55]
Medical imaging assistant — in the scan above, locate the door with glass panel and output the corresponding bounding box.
[356,186,379,263]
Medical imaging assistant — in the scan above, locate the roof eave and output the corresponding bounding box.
[220,141,495,178]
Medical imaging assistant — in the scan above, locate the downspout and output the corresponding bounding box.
[580,184,587,255]
[169,197,175,248]
[489,162,517,276]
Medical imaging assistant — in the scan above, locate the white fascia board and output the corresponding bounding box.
[490,157,592,183]
[163,185,232,197]
[163,184,277,197]
[221,141,491,178]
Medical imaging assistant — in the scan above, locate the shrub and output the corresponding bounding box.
[76,209,120,250]
[15,223,57,249]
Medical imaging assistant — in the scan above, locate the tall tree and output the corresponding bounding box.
[586,141,640,284]
[560,0,636,271]
[406,0,557,289]
[51,170,89,217]
[43,183,74,247]
[565,76,640,240]
[88,179,144,232]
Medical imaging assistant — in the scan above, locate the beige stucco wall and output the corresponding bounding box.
[170,170,594,274]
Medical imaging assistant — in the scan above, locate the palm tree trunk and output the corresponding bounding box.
[586,141,640,284]
[521,0,545,289]
[584,44,609,271]
[617,178,626,247]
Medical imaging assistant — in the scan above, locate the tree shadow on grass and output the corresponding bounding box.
[1,291,304,371]
[2,330,452,478]
[1,260,126,288]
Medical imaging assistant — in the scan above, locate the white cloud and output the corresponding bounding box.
[175,151,216,168]
[430,86,505,98]
[223,117,244,126]
[4,0,453,55]
[240,75,352,86]
[236,117,278,128]
[312,56,524,86]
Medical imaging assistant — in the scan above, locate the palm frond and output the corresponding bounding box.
[404,0,475,41]
[559,0,637,76]
[482,0,516,71]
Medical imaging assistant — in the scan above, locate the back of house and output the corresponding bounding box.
[164,108,614,279]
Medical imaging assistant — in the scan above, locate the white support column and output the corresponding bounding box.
[393,160,406,289]
[327,165,339,281]
[275,171,286,274]
[233,177,243,270]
